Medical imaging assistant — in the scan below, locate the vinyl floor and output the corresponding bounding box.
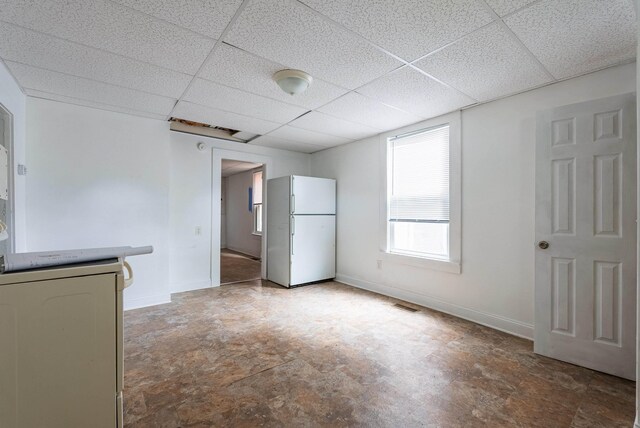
[123,280,635,427]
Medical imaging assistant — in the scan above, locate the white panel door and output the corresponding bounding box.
[535,93,636,380]
[291,176,336,215]
[290,215,335,286]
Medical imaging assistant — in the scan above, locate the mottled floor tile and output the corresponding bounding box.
[123,280,635,427]
[570,372,636,428]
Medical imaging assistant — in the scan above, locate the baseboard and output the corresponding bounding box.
[225,245,261,259]
[634,415,640,428]
[170,280,212,294]
[335,273,534,340]
[124,293,172,311]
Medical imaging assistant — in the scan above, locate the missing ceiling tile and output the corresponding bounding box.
[169,117,258,143]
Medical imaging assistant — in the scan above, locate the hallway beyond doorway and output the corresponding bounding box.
[220,248,261,285]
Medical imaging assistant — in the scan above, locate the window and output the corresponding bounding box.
[252,171,263,234]
[388,125,450,259]
[381,112,461,273]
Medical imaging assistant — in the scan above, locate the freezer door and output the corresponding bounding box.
[291,176,336,215]
[290,215,335,286]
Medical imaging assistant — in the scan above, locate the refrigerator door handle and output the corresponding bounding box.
[290,215,295,255]
[291,176,296,214]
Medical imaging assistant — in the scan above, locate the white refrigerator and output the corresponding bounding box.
[267,175,336,287]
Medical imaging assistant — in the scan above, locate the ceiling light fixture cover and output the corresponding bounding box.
[273,69,313,95]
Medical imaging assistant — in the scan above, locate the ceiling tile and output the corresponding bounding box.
[317,92,424,130]
[415,23,552,101]
[221,159,262,177]
[357,67,475,118]
[224,0,402,89]
[110,0,243,39]
[299,0,494,61]
[268,126,351,147]
[183,78,308,124]
[0,24,191,98]
[485,0,538,16]
[0,0,215,74]
[232,131,259,140]
[172,101,281,135]
[249,135,325,153]
[289,111,381,140]
[8,62,176,115]
[25,89,168,120]
[504,0,637,79]
[199,43,349,110]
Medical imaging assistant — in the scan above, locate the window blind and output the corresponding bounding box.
[389,125,449,222]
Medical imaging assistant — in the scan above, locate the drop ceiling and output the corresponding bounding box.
[221,159,262,177]
[0,0,636,154]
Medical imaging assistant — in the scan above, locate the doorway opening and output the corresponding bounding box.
[220,159,264,285]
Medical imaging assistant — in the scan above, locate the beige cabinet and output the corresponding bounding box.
[0,260,126,428]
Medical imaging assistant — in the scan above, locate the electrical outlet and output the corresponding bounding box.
[376,260,382,269]
[195,226,202,236]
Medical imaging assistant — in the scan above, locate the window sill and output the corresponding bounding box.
[381,251,461,274]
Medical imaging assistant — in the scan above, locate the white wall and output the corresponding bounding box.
[26,98,171,310]
[169,131,309,294]
[0,61,26,251]
[311,62,637,339]
[225,168,262,258]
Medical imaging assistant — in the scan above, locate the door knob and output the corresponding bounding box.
[538,241,549,250]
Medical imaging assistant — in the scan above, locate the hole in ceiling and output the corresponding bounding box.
[169,117,258,143]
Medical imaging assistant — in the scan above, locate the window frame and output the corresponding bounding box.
[378,111,461,274]
[253,203,262,235]
[252,170,263,236]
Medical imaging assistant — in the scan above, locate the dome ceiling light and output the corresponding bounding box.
[273,69,313,95]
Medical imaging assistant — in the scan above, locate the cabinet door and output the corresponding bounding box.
[0,274,117,428]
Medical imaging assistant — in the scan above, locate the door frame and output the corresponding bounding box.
[0,102,15,253]
[211,149,272,286]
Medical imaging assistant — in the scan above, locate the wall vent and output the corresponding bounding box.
[393,303,419,312]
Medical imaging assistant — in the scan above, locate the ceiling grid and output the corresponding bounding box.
[476,0,555,80]
[167,0,253,119]
[0,0,635,153]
